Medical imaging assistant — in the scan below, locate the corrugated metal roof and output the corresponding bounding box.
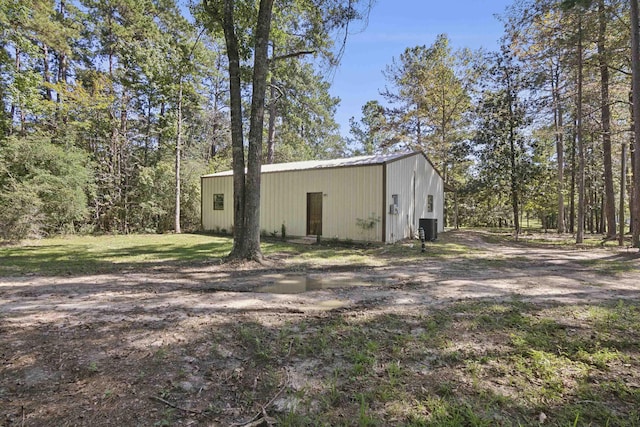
[202,151,416,177]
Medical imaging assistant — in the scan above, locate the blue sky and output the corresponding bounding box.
[329,0,514,137]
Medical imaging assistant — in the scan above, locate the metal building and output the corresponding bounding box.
[201,151,445,243]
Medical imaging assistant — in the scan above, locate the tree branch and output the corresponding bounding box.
[271,50,315,62]
[608,64,631,76]
[267,83,285,106]
[150,396,202,415]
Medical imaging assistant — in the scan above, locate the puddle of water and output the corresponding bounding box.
[257,276,370,294]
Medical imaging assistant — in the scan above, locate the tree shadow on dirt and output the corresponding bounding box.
[2,294,639,426]
[3,229,640,425]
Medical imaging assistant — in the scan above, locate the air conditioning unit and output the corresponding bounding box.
[389,204,398,214]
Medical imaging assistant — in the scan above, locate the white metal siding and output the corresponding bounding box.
[201,175,234,232]
[385,154,444,243]
[202,165,383,241]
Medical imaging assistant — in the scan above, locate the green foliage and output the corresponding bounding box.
[267,60,346,162]
[356,214,381,231]
[0,0,227,236]
[133,159,203,233]
[349,100,389,155]
[0,0,370,242]
[382,35,473,165]
[0,134,93,239]
[470,45,534,233]
[0,181,42,240]
[356,213,381,240]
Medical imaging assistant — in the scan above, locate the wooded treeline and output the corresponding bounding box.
[349,0,640,245]
[0,0,347,240]
[2,0,640,248]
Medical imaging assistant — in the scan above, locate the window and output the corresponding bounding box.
[427,195,434,213]
[213,194,224,210]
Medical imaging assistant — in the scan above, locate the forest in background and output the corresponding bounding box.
[1,0,639,246]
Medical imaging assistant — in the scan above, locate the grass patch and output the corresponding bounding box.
[4,228,635,277]
[0,233,317,276]
[382,240,481,261]
[0,233,234,276]
[574,257,640,275]
[0,230,488,277]
[269,299,640,425]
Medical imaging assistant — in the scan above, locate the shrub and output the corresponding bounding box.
[0,135,93,240]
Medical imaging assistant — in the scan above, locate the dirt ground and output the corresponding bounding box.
[1,230,639,426]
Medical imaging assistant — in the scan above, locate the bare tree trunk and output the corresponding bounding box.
[509,121,520,237]
[630,92,637,242]
[266,75,277,164]
[244,0,275,260]
[10,47,19,135]
[120,89,128,233]
[175,80,183,234]
[598,0,616,238]
[42,44,53,102]
[631,0,640,248]
[576,16,586,244]
[620,143,627,246]
[454,191,459,229]
[507,77,520,238]
[220,0,247,257]
[145,99,152,166]
[599,194,605,234]
[57,0,67,98]
[217,0,274,260]
[552,60,565,233]
[632,137,637,241]
[13,46,26,135]
[570,126,576,233]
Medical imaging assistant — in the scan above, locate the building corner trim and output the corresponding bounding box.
[382,163,387,243]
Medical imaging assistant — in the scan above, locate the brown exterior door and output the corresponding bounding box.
[307,192,323,236]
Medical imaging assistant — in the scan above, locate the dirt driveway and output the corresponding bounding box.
[1,230,639,426]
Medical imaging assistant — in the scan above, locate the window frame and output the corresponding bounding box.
[213,193,224,211]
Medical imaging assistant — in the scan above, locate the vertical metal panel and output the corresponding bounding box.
[203,165,383,241]
[382,163,387,243]
[201,175,234,232]
[259,165,383,241]
[201,155,444,244]
[384,153,444,243]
